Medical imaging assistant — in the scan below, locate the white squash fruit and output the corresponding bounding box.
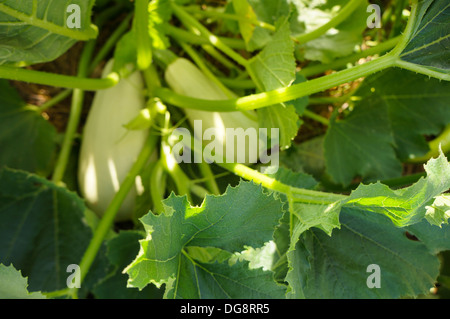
[78,60,147,221]
[164,58,259,164]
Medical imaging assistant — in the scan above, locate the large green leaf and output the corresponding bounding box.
[0,264,46,299]
[287,208,440,299]
[284,151,450,293]
[0,80,57,175]
[125,181,285,298]
[0,0,97,65]
[0,168,92,293]
[399,0,450,76]
[324,68,450,186]
[324,94,401,186]
[365,69,450,162]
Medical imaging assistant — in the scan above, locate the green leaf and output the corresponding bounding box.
[125,181,284,298]
[0,168,92,293]
[324,96,401,186]
[287,208,440,299]
[324,68,450,185]
[258,105,300,151]
[247,0,290,25]
[0,264,46,299]
[248,19,299,150]
[399,0,450,77]
[267,166,318,190]
[342,150,450,227]
[231,0,291,51]
[164,258,286,299]
[232,0,258,47]
[0,0,97,65]
[0,80,57,175]
[280,136,326,179]
[358,69,450,162]
[248,19,296,91]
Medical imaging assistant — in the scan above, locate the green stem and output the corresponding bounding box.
[308,96,345,105]
[184,5,276,31]
[197,161,221,195]
[299,36,401,78]
[0,3,98,41]
[52,40,96,184]
[295,0,364,43]
[218,77,256,89]
[154,54,397,112]
[134,0,152,70]
[201,44,242,74]
[0,65,119,90]
[162,24,246,50]
[39,89,73,113]
[171,2,249,67]
[390,0,419,57]
[217,162,345,204]
[184,134,346,204]
[394,59,450,81]
[150,159,166,214]
[302,109,330,126]
[78,132,159,286]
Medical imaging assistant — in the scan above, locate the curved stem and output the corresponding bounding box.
[184,134,346,204]
[299,36,401,78]
[154,54,397,112]
[295,0,364,43]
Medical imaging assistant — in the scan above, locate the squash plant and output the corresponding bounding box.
[0,0,449,300]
